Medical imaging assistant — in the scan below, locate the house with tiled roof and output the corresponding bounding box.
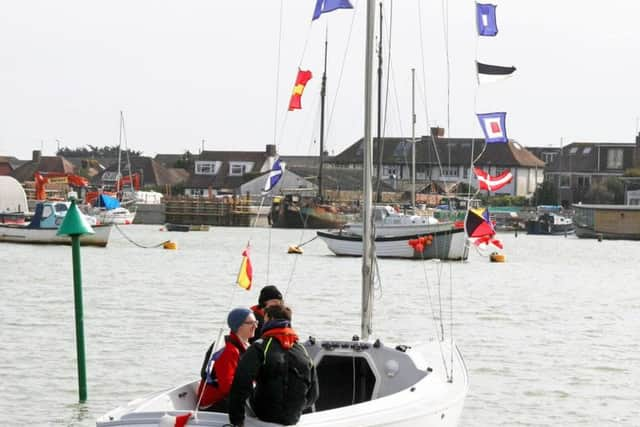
[332,136,545,197]
[96,156,188,189]
[0,156,20,176]
[183,144,278,196]
[11,150,77,182]
[532,134,640,204]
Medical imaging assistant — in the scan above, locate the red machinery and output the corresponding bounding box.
[34,172,89,201]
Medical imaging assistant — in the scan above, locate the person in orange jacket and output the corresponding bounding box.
[196,307,258,411]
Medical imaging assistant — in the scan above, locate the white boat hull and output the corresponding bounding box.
[97,339,468,427]
[317,227,468,260]
[96,207,136,225]
[0,224,112,247]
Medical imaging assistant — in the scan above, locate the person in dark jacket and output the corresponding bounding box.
[196,307,257,411]
[249,285,283,343]
[228,304,318,426]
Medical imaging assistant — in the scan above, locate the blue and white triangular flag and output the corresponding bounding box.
[477,112,508,143]
[263,158,284,193]
[476,3,498,37]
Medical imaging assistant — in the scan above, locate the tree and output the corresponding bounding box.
[532,180,558,205]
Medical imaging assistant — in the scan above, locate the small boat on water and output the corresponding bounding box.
[165,223,210,232]
[317,205,468,260]
[526,212,574,235]
[91,194,136,225]
[269,194,347,229]
[0,200,112,247]
[317,224,468,260]
[0,211,27,224]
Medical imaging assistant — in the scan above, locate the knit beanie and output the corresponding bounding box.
[258,285,283,308]
[227,307,252,332]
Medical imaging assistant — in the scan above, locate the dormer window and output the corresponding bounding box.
[195,161,219,175]
[229,162,253,176]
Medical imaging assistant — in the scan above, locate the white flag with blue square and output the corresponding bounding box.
[476,3,498,37]
[477,112,508,143]
[263,158,284,193]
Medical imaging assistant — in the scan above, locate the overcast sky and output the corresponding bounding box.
[2,1,640,160]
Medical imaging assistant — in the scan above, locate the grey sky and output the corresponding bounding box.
[1,1,639,160]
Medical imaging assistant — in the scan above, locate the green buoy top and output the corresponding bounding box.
[57,200,95,236]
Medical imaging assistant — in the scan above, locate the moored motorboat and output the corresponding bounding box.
[526,212,574,235]
[0,201,111,247]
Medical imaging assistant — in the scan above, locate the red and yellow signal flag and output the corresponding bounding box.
[288,69,313,111]
[236,245,253,290]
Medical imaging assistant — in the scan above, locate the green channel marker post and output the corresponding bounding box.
[57,198,95,402]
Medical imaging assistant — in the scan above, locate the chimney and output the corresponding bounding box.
[266,144,277,157]
[32,150,41,163]
[430,127,445,138]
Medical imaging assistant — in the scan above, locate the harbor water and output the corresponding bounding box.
[1,226,638,426]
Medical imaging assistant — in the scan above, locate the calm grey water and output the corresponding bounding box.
[1,226,639,426]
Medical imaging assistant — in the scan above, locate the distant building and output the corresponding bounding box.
[531,134,640,204]
[183,144,277,197]
[96,156,188,189]
[333,136,545,197]
[11,150,76,182]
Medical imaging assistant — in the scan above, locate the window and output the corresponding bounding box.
[441,166,459,177]
[577,176,591,187]
[42,205,54,218]
[582,147,592,155]
[229,162,252,176]
[383,166,398,178]
[195,161,218,175]
[560,175,571,188]
[569,147,578,155]
[606,149,623,169]
[542,152,557,164]
[230,164,245,176]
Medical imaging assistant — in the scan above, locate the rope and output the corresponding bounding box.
[113,224,170,248]
[296,235,319,248]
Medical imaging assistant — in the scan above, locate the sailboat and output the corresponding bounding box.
[92,111,137,225]
[97,2,468,426]
[316,71,468,260]
[269,34,347,230]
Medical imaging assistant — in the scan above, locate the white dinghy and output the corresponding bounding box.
[97,2,468,426]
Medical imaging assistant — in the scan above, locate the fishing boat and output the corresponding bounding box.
[0,200,111,247]
[97,3,468,426]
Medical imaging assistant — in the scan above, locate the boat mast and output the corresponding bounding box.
[411,68,416,209]
[362,0,375,341]
[318,30,328,202]
[117,111,123,189]
[375,2,383,203]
